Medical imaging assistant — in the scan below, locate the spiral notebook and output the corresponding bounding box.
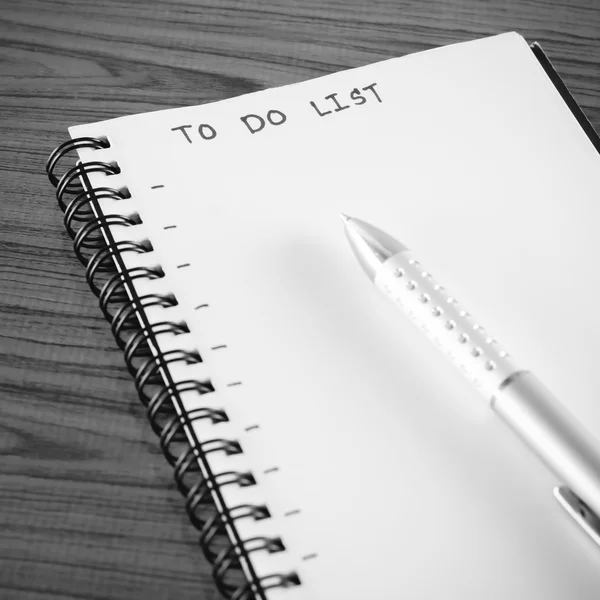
[46,32,600,599]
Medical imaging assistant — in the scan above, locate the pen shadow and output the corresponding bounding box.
[276,234,560,554]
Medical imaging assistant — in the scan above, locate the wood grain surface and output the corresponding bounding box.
[1,1,599,598]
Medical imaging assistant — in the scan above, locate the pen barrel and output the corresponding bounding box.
[376,251,600,518]
[493,371,600,519]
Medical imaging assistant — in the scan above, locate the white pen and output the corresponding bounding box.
[342,213,600,546]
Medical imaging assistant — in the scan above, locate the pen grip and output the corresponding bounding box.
[375,251,518,401]
[493,371,600,519]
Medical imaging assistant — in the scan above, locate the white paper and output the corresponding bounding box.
[71,32,600,599]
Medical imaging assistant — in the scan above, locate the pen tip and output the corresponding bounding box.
[340,213,351,224]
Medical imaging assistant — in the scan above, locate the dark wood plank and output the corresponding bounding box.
[1,0,599,598]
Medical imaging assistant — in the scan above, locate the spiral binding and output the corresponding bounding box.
[46,137,301,599]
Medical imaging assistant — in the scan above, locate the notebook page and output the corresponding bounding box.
[71,32,600,599]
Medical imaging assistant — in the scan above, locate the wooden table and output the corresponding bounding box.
[1,1,598,598]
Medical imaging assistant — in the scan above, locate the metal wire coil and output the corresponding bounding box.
[46,138,300,600]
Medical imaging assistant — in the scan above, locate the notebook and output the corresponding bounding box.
[45,32,600,599]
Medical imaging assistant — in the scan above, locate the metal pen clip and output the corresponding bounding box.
[554,486,600,547]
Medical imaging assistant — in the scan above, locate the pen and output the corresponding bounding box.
[342,214,600,546]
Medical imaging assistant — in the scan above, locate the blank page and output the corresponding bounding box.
[72,32,600,599]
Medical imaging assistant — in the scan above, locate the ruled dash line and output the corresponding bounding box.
[263,467,279,474]
[151,184,165,189]
[211,345,227,350]
[195,304,210,310]
[177,263,190,269]
[302,553,318,561]
[284,509,301,517]
[163,225,177,230]
[226,381,242,387]
[245,425,260,432]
